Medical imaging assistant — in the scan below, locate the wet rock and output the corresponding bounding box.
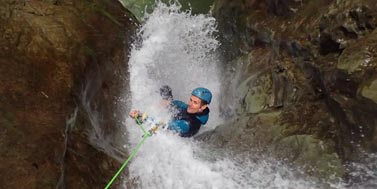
[337,30,377,73]
[361,78,377,103]
[197,112,284,153]
[0,0,137,188]
[275,135,343,180]
[243,74,271,113]
[198,110,344,179]
[212,0,377,182]
[319,2,377,55]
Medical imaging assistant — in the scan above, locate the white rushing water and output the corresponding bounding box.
[122,2,376,189]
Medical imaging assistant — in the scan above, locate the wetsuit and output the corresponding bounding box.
[167,100,210,137]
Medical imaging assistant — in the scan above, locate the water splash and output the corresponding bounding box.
[343,153,377,189]
[121,2,377,189]
[57,107,78,189]
[128,1,222,130]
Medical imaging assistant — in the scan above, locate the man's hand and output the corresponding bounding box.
[129,110,140,119]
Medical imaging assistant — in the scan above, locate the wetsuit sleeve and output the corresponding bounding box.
[167,120,190,134]
[171,100,188,111]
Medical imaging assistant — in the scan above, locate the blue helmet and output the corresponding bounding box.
[192,87,212,104]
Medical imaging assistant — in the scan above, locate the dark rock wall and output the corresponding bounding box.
[203,0,377,181]
[0,0,137,188]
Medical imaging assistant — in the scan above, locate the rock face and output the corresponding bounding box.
[0,0,137,188]
[200,0,377,181]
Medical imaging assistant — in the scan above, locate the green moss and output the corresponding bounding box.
[244,74,272,113]
[278,135,344,180]
[360,78,377,103]
[337,52,367,73]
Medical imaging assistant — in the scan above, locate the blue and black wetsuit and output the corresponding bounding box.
[167,100,209,137]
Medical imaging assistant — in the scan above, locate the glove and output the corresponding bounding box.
[129,110,140,119]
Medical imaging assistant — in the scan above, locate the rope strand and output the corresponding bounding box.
[104,117,150,189]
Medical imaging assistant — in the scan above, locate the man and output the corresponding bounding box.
[129,87,212,137]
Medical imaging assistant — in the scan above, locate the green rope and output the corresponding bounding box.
[104,117,150,189]
[135,116,149,136]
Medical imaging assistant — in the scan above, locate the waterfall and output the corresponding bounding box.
[122,2,376,189]
[127,2,222,131]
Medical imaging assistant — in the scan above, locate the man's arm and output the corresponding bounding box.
[171,100,188,110]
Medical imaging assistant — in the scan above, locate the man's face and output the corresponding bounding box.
[187,95,207,113]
